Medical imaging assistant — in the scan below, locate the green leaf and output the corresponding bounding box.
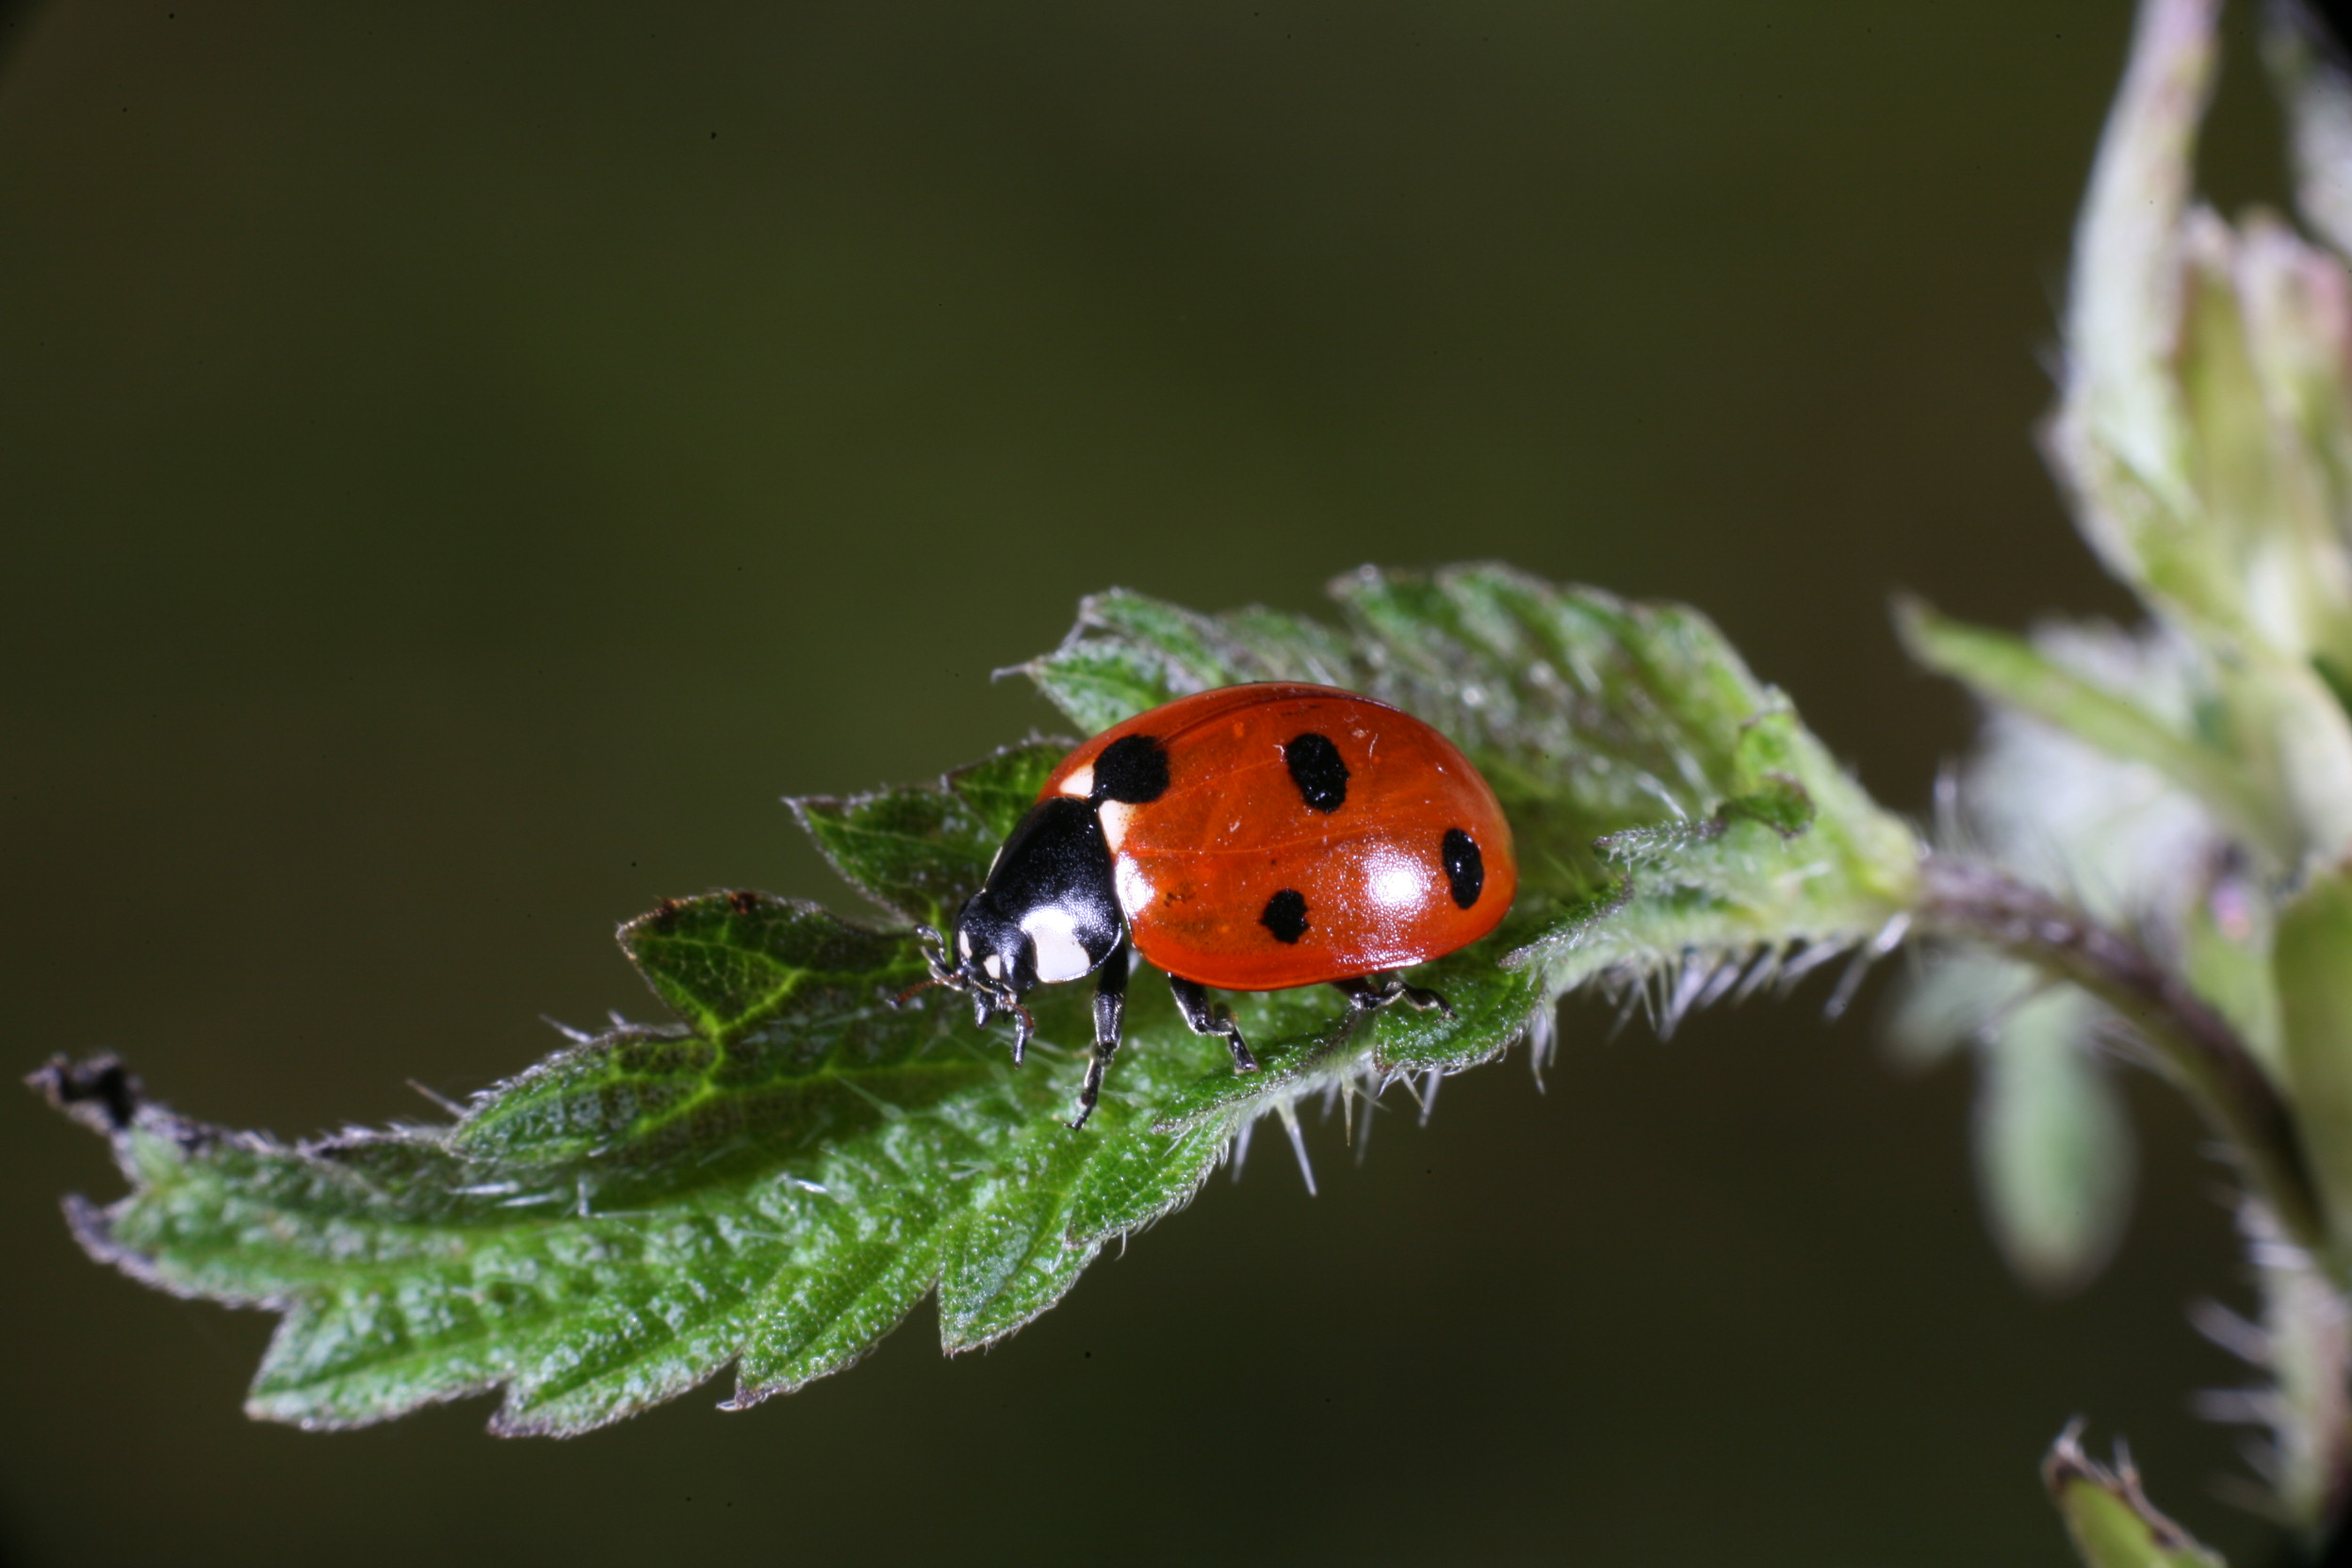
[2275,861,2352,1250]
[1032,565,1922,1031]
[1974,985,2135,1297]
[1886,953,2037,1070]
[2194,1200,2352,1545]
[2049,0,2213,563]
[1889,956,2134,1296]
[2179,851,2286,1078]
[2039,0,2352,870]
[1896,599,2291,866]
[616,895,911,1044]
[39,564,1922,1434]
[789,741,1070,929]
[2267,0,2352,263]
[2044,1425,2229,1568]
[2041,0,2352,676]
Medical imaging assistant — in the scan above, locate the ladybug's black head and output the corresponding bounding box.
[910,796,1126,1043]
[943,893,1040,1011]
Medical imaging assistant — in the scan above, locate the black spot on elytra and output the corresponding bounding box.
[1259,888,1309,943]
[1441,828,1483,909]
[1282,731,1348,812]
[1091,734,1169,804]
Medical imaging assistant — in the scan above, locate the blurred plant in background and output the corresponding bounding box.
[39,0,2352,1561]
[1896,0,2352,1557]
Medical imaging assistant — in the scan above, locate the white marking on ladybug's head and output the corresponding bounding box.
[982,953,1004,980]
[1114,858,1153,920]
[959,928,975,961]
[1058,763,1095,799]
[1021,906,1092,984]
[1098,799,1138,852]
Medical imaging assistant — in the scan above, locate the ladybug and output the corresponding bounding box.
[907,682,1517,1128]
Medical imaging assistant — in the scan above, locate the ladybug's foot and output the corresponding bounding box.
[913,924,954,980]
[1068,1042,1115,1132]
[1168,974,1257,1075]
[1335,973,1456,1020]
[1066,939,1132,1133]
[1399,984,1454,1019]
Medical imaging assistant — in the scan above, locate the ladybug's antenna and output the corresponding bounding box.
[888,976,947,1008]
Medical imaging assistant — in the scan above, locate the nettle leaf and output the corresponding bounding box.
[2275,863,2352,1248]
[790,742,1070,929]
[1891,956,2135,1297]
[2043,0,2352,871]
[1973,985,2135,1298]
[1031,566,1920,1040]
[2045,1425,2229,1568]
[1896,599,2293,868]
[38,564,1919,1435]
[2191,1198,2352,1546]
[2269,0,2352,265]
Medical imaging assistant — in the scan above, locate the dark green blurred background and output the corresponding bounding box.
[0,2,2304,1563]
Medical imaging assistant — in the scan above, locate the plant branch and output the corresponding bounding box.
[1916,853,2328,1258]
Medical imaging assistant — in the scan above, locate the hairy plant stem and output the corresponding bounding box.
[1916,853,2331,1263]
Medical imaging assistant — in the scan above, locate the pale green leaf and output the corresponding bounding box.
[2179,851,2286,1076]
[2049,0,2213,561]
[2045,1425,2229,1568]
[1974,985,2135,1297]
[2192,1201,2352,1545]
[2040,0,2352,869]
[2265,0,2352,267]
[1890,956,2134,1296]
[2275,860,2352,1250]
[1896,599,2289,865]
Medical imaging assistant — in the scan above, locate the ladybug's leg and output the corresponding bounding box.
[1168,975,1259,1074]
[1068,939,1131,1132]
[1332,972,1457,1020]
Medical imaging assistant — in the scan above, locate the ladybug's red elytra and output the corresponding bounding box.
[907,682,1517,1129]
